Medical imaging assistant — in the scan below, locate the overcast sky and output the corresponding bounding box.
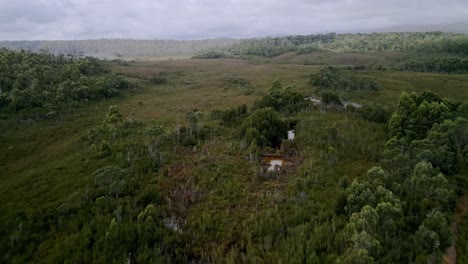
[1,0,467,40]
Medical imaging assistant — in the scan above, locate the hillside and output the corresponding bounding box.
[3,31,468,63]
[365,22,468,34]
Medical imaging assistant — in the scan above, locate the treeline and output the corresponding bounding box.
[0,49,131,117]
[349,57,468,73]
[339,91,468,262]
[310,66,379,91]
[194,32,468,58]
[4,32,467,61]
[0,39,240,59]
[227,33,337,57]
[398,57,468,72]
[328,32,468,54]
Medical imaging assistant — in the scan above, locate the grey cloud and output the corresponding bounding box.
[0,0,467,40]
[0,1,62,24]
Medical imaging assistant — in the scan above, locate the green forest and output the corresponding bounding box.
[195,32,468,74]
[1,32,468,263]
[0,49,131,117]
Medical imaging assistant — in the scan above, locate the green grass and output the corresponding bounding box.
[127,54,193,61]
[270,50,405,66]
[348,70,468,105]
[240,49,465,67]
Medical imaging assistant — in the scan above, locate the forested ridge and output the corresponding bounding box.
[194,32,468,73]
[3,32,468,63]
[223,32,468,57]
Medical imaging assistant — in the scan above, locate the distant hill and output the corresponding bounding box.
[0,38,240,59]
[1,27,467,60]
[360,22,468,34]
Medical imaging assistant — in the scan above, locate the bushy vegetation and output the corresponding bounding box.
[352,57,468,73]
[211,104,248,126]
[149,73,168,85]
[0,49,131,117]
[353,103,393,124]
[321,90,342,106]
[223,75,257,95]
[338,91,468,262]
[328,32,468,54]
[310,66,379,91]
[192,50,226,59]
[229,33,336,57]
[254,80,310,114]
[1,104,221,262]
[241,107,288,148]
[458,212,468,263]
[397,57,468,73]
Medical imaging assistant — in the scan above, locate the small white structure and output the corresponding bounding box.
[343,102,363,108]
[306,97,363,109]
[288,130,295,140]
[267,159,283,172]
[305,97,321,104]
[163,217,182,232]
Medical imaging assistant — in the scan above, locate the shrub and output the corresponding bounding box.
[241,107,288,147]
[150,75,167,84]
[321,91,342,106]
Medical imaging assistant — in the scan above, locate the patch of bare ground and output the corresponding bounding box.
[443,195,468,264]
[259,141,303,181]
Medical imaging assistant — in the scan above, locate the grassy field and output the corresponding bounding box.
[265,50,404,66]
[1,58,468,262]
[239,50,465,67]
[127,54,193,61]
[351,70,468,105]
